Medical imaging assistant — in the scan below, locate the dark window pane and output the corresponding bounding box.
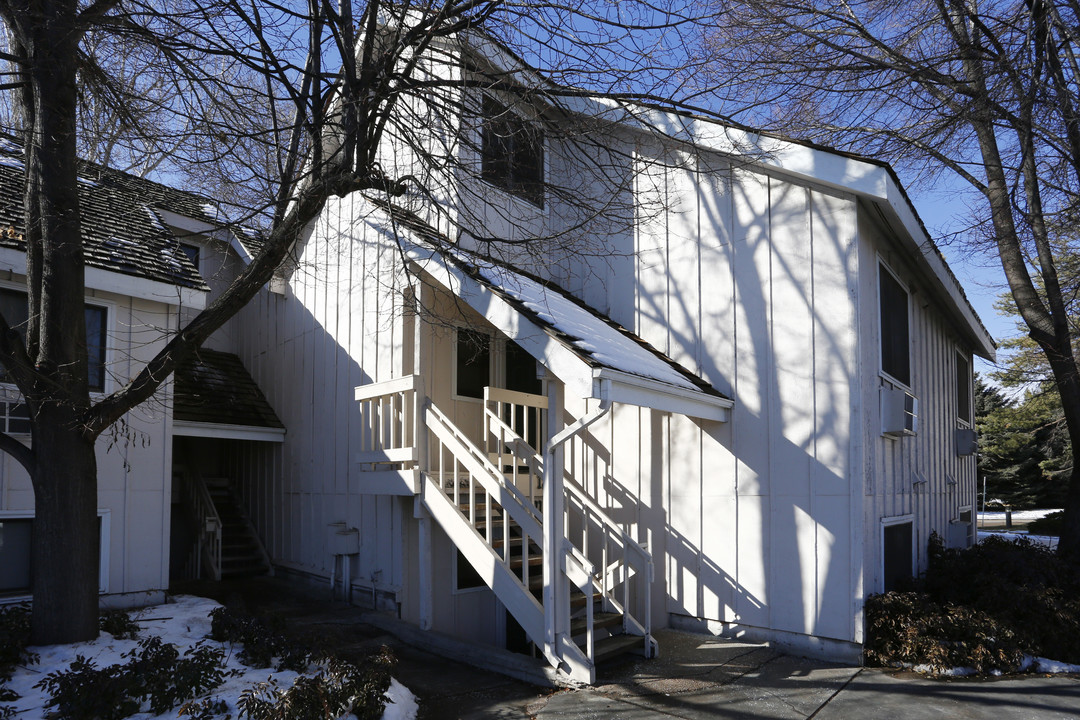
[505,340,540,395]
[883,521,913,592]
[456,549,484,590]
[879,265,910,385]
[85,305,107,391]
[0,289,106,391]
[456,329,490,399]
[0,519,32,594]
[481,96,544,207]
[956,354,971,423]
[180,244,200,271]
[8,402,29,434]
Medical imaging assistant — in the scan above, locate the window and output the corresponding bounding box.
[455,329,491,400]
[0,512,109,597]
[179,243,201,272]
[0,288,108,391]
[879,263,910,386]
[882,518,913,592]
[956,352,971,424]
[0,400,30,434]
[481,96,544,207]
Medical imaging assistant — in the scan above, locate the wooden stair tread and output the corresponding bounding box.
[570,611,622,636]
[593,633,646,663]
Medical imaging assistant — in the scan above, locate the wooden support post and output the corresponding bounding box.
[543,376,568,655]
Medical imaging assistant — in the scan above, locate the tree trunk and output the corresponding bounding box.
[29,407,100,644]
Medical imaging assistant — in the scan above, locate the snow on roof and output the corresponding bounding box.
[464,256,699,392]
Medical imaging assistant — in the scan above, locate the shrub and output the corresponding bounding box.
[864,592,1024,673]
[34,636,226,720]
[0,604,36,682]
[99,609,140,640]
[866,532,1080,673]
[0,686,19,720]
[237,648,395,720]
[1028,511,1064,537]
[210,606,314,671]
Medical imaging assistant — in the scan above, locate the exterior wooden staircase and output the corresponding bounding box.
[183,468,272,581]
[355,376,656,685]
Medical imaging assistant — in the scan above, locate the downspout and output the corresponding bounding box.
[541,377,612,670]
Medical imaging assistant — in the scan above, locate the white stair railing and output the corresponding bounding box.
[184,467,222,581]
[484,387,546,506]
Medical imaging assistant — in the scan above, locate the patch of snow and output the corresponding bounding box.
[0,154,23,170]
[978,530,1059,550]
[144,207,166,231]
[978,509,1061,523]
[1,595,415,720]
[202,203,228,223]
[467,261,698,391]
[911,664,977,677]
[1031,656,1080,674]
[381,677,419,720]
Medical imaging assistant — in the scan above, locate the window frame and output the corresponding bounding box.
[0,282,113,394]
[479,94,546,208]
[877,259,913,390]
[0,508,110,602]
[452,326,496,403]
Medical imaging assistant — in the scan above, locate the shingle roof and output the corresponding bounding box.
[0,135,214,291]
[173,349,284,429]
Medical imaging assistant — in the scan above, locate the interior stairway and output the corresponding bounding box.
[464,492,647,667]
[204,477,271,578]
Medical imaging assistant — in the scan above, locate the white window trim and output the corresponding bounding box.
[0,279,116,396]
[880,513,915,592]
[451,546,489,595]
[0,508,110,603]
[877,258,914,392]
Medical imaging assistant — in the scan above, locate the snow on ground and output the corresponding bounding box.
[978,530,1059,550]
[2,595,416,720]
[978,508,1061,524]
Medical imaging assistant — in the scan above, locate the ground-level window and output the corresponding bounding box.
[882,518,913,592]
[956,352,972,424]
[0,288,109,391]
[0,512,109,598]
[879,262,910,387]
[455,548,485,592]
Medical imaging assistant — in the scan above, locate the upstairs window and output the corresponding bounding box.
[0,288,108,392]
[956,352,972,424]
[481,96,544,207]
[879,263,910,386]
[179,243,201,272]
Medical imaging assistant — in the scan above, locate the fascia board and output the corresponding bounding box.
[156,208,255,264]
[0,247,207,309]
[172,420,285,442]
[594,368,731,422]
[882,178,996,360]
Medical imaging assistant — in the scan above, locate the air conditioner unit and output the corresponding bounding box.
[955,428,978,456]
[881,386,918,437]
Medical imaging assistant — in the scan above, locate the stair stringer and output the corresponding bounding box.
[420,473,553,666]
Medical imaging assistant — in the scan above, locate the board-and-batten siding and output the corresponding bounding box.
[233,194,406,602]
[579,147,863,647]
[0,292,174,601]
[859,205,979,593]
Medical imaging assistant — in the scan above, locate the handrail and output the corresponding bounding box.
[184,467,222,581]
[426,402,543,536]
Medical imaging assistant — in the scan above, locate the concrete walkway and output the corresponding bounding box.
[174,578,1080,719]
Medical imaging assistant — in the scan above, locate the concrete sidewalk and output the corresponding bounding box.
[175,578,1080,719]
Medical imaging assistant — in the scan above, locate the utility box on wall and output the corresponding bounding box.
[956,428,978,456]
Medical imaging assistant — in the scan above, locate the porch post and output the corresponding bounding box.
[543,375,568,656]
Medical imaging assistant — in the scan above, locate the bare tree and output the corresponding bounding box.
[698,0,1080,558]
[0,0,719,644]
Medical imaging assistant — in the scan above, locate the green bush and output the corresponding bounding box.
[866,532,1080,673]
[99,609,140,640]
[237,648,395,720]
[210,606,314,671]
[34,636,226,720]
[1028,511,1064,536]
[0,604,36,682]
